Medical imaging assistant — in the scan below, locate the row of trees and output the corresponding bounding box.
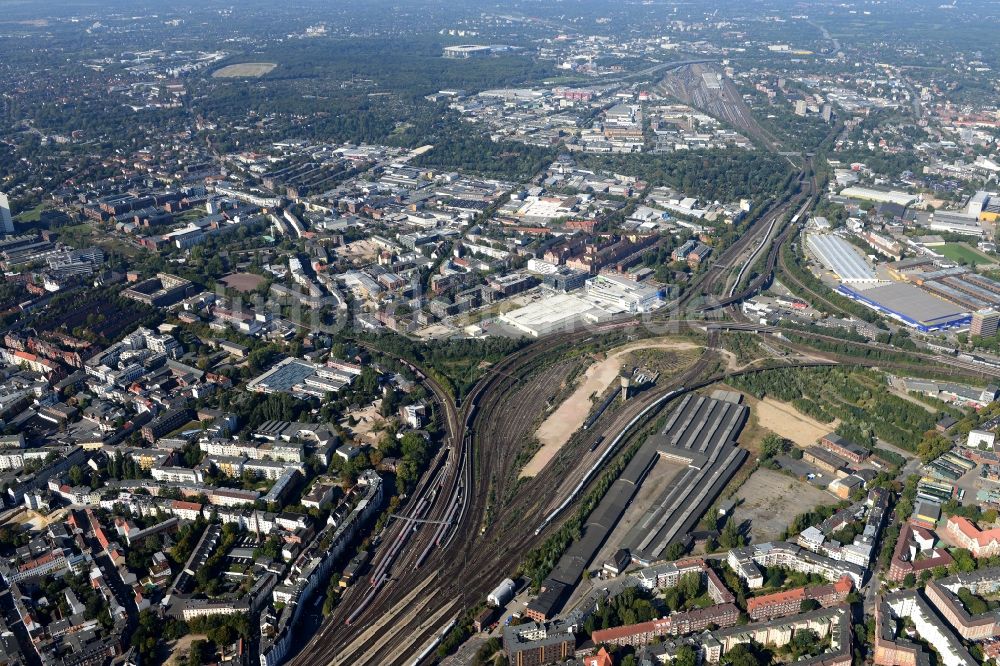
[411,133,555,181]
[360,332,526,400]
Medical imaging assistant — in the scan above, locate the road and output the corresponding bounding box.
[285,125,981,666]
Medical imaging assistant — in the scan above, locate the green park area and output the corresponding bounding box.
[935,242,997,265]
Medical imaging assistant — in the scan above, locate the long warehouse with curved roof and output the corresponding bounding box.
[806,233,881,284]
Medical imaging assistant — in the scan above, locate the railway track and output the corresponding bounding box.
[290,136,987,665]
[290,335,601,665]
[293,316,996,665]
[300,306,1000,664]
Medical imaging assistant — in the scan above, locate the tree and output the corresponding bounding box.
[380,387,400,417]
[800,598,821,612]
[720,519,745,549]
[68,465,84,486]
[950,548,976,574]
[724,643,769,666]
[765,568,785,589]
[958,587,989,615]
[187,640,207,666]
[760,434,785,460]
[207,624,236,647]
[673,645,698,666]
[678,572,702,601]
[790,629,820,658]
[663,542,687,560]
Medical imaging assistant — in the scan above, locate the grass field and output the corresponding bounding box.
[60,223,142,258]
[212,62,277,78]
[936,242,997,265]
[13,200,52,223]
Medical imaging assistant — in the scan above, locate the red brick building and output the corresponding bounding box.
[888,523,954,582]
[746,576,853,621]
[591,603,739,647]
[819,433,869,463]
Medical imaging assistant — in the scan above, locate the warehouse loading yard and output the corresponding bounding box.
[621,391,749,564]
[522,390,753,623]
[731,467,840,543]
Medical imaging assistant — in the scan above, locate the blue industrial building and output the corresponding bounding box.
[838,283,971,332]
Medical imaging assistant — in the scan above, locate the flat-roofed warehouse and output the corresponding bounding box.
[498,293,612,337]
[806,234,880,284]
[622,392,749,565]
[838,186,918,207]
[838,282,971,332]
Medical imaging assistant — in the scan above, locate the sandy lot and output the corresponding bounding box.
[413,323,457,340]
[340,239,381,262]
[339,400,385,446]
[521,339,702,478]
[166,634,208,666]
[221,272,265,293]
[212,62,276,78]
[408,145,434,158]
[752,397,835,448]
[730,468,838,543]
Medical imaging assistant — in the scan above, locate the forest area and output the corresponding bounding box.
[576,149,795,202]
[726,366,956,455]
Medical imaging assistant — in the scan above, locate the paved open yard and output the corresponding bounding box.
[221,272,265,293]
[730,468,839,543]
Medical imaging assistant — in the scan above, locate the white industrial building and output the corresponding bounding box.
[929,211,983,237]
[967,429,996,449]
[838,186,918,207]
[584,274,664,313]
[806,234,880,285]
[0,192,13,235]
[499,293,612,337]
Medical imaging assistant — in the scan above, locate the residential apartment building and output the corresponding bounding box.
[945,516,1000,558]
[747,576,853,621]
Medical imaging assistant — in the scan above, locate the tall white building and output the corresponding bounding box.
[0,192,13,235]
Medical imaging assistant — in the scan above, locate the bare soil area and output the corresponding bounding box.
[730,468,838,543]
[221,272,265,293]
[521,339,702,478]
[751,397,835,448]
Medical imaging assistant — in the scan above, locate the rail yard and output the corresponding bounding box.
[289,156,1000,666]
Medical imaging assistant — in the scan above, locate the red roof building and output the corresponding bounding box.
[945,516,1000,558]
[747,576,853,621]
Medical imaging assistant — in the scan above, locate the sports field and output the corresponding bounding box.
[212,62,277,78]
[935,242,996,265]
